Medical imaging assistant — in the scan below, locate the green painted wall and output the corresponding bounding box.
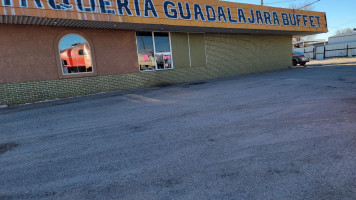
[189,33,207,67]
[205,33,291,74]
[0,33,292,105]
[170,33,190,68]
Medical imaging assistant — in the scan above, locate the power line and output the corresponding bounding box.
[264,0,297,5]
[298,0,320,10]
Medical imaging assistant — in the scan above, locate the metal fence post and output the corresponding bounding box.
[313,47,315,60]
[347,45,349,57]
[323,46,326,59]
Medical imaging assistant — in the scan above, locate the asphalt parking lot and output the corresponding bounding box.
[1,59,356,199]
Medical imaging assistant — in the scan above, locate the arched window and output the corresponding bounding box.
[59,34,93,74]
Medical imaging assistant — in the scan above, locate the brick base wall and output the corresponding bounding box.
[0,67,216,105]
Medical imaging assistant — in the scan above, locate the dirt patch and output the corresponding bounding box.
[308,57,356,66]
[0,142,20,155]
[342,98,356,104]
[220,170,239,179]
[155,83,173,88]
[208,138,217,142]
[182,81,207,88]
[155,178,181,188]
[186,81,207,86]
[267,169,301,175]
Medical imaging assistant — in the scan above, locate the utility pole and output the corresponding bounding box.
[261,0,263,6]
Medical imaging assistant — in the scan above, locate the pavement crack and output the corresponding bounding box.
[0,142,20,155]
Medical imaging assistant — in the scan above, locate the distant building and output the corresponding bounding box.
[328,31,356,45]
[293,30,356,60]
[293,39,326,48]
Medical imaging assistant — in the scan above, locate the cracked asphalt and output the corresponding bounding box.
[1,61,356,199]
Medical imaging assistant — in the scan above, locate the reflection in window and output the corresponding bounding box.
[136,32,173,71]
[154,32,170,53]
[59,34,93,74]
[156,54,172,69]
[136,32,155,71]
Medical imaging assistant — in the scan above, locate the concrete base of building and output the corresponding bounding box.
[0,64,289,105]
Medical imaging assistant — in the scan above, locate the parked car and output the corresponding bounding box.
[292,51,310,66]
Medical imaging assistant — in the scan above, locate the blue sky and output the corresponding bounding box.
[59,34,86,51]
[227,0,356,40]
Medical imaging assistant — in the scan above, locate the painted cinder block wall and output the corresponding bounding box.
[0,24,291,105]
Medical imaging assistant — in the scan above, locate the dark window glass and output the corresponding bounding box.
[156,54,172,69]
[136,32,154,53]
[154,32,170,53]
[136,32,155,71]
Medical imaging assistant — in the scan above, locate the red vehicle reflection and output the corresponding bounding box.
[60,43,92,73]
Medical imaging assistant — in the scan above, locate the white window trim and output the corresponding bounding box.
[137,31,174,72]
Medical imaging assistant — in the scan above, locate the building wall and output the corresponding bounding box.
[0,24,292,105]
[0,24,138,84]
[170,33,207,69]
[328,32,356,45]
[206,33,291,75]
[170,33,190,69]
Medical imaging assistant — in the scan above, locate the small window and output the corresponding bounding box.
[59,34,93,74]
[154,32,170,53]
[136,32,173,71]
[136,32,155,71]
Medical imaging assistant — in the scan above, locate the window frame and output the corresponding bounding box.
[78,49,84,55]
[136,31,174,72]
[58,33,95,76]
[54,31,97,79]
